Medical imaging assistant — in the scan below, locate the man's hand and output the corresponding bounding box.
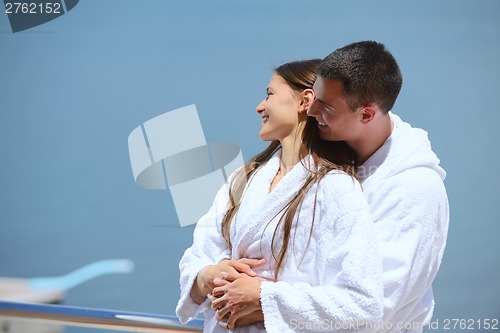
[190,258,265,304]
[210,272,264,330]
[233,309,265,328]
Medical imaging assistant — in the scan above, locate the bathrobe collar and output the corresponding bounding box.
[232,149,312,258]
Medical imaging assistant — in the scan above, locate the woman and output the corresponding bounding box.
[176,60,382,333]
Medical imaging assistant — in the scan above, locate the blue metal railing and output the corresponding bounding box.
[0,301,203,332]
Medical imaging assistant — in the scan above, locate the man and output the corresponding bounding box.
[307,40,449,331]
[211,41,449,332]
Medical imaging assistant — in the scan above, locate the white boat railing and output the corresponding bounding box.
[0,301,203,333]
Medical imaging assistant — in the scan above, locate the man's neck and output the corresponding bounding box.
[349,115,394,165]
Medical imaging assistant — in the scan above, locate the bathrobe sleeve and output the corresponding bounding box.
[260,173,383,333]
[372,167,449,325]
[175,182,232,324]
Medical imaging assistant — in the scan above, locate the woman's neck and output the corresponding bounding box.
[269,134,303,193]
[278,134,302,176]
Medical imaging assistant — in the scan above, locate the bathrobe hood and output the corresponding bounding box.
[357,112,449,331]
[359,112,446,185]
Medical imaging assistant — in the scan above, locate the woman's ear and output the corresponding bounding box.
[299,89,315,112]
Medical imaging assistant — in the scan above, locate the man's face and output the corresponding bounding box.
[307,77,362,142]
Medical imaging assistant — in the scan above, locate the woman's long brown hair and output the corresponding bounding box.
[221,59,357,279]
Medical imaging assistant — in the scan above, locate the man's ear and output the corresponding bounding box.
[360,103,378,124]
[299,89,315,112]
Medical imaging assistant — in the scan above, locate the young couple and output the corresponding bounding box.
[176,41,449,333]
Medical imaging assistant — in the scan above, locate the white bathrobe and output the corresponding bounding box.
[176,151,383,333]
[358,113,450,333]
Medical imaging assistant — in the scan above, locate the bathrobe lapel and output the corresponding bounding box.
[232,150,311,260]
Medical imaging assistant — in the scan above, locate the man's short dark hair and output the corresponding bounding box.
[318,41,403,113]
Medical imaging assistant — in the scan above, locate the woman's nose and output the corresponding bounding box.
[256,99,265,114]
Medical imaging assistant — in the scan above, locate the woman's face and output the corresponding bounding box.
[256,74,302,142]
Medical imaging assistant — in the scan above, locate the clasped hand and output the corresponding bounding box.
[202,258,266,330]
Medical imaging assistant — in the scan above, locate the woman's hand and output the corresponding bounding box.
[190,258,265,304]
[210,272,265,330]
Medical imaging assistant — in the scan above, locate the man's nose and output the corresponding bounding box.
[307,99,318,117]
